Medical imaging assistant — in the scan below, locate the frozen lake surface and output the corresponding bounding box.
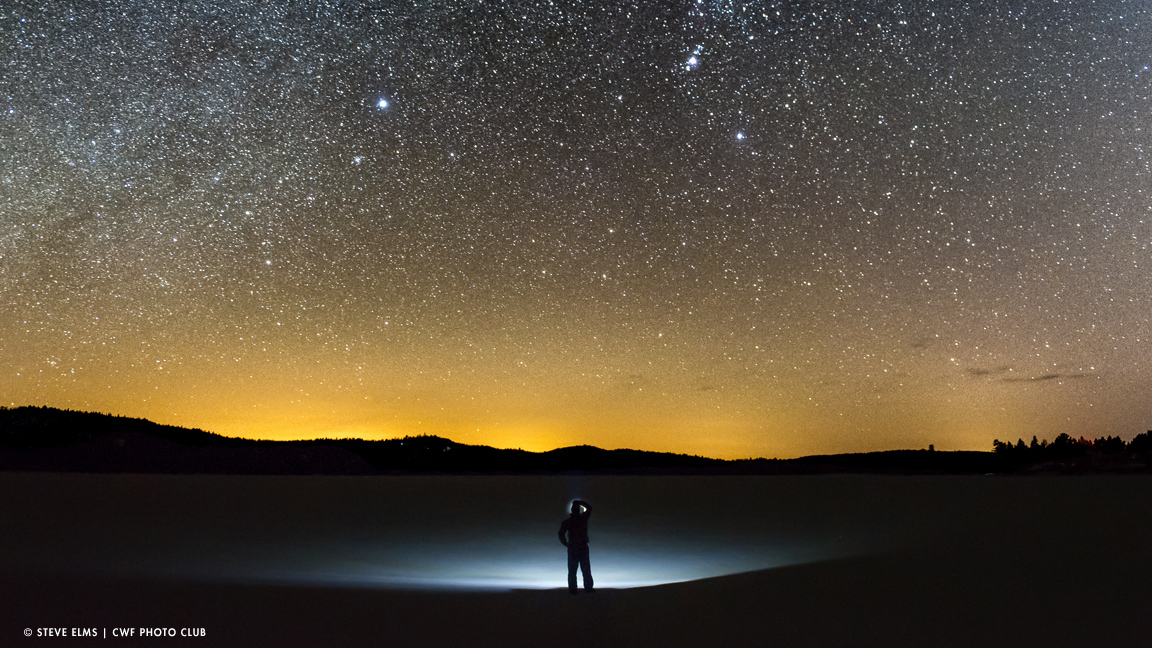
[1,472,1148,591]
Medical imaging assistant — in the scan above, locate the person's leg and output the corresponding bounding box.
[567,548,579,593]
[579,546,593,591]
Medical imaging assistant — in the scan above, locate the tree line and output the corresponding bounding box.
[993,431,1152,461]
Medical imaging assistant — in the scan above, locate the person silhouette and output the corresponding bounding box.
[558,499,593,594]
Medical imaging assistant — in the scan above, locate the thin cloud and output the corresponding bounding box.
[1002,373,1088,383]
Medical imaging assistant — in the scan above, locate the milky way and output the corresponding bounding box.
[2,0,1150,457]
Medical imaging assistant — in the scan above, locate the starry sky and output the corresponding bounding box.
[2,0,1150,458]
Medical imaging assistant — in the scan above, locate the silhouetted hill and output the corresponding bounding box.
[0,405,239,448]
[1,406,1147,475]
[0,406,731,474]
[0,430,375,475]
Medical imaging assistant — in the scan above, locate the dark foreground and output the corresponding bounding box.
[6,546,1151,648]
[4,473,1152,647]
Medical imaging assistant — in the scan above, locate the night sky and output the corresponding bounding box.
[3,0,1149,458]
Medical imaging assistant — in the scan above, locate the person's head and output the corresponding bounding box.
[571,502,584,515]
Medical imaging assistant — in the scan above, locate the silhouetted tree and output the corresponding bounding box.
[1094,435,1126,454]
[1130,432,1152,453]
[1048,433,1084,459]
[993,429,1152,469]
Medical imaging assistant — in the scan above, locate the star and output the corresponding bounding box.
[377,98,389,109]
